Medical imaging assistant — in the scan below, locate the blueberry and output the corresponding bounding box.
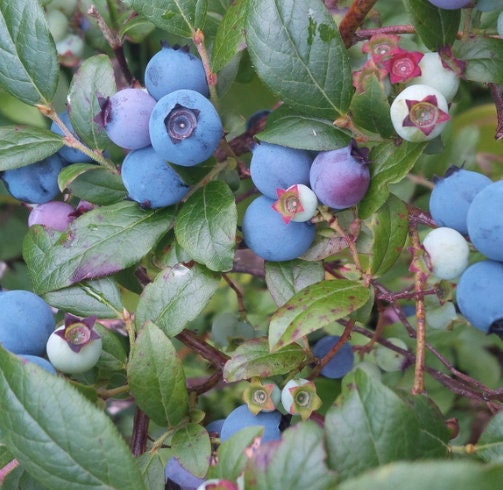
[1,153,66,204]
[249,142,313,199]
[0,290,55,355]
[50,111,94,164]
[95,88,157,150]
[457,260,503,336]
[427,0,471,8]
[149,89,223,167]
[19,355,57,374]
[312,335,354,379]
[242,195,316,262]
[466,180,503,261]
[220,404,282,443]
[145,45,209,100]
[120,146,189,208]
[28,201,76,231]
[164,456,205,489]
[309,142,370,210]
[429,166,492,235]
[205,418,226,436]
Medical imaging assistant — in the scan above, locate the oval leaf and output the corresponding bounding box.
[23,201,175,295]
[246,0,352,119]
[175,181,237,272]
[128,322,189,427]
[171,423,211,479]
[476,410,503,463]
[268,279,370,351]
[0,0,58,105]
[0,347,146,490]
[455,37,503,84]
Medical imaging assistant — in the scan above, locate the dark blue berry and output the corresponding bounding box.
[312,335,354,379]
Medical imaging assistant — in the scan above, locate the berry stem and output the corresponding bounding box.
[339,0,379,48]
[193,28,219,108]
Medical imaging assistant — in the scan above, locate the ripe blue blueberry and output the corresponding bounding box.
[457,260,503,337]
[145,44,209,100]
[95,88,157,150]
[242,195,316,262]
[312,335,355,379]
[149,89,223,166]
[249,142,313,199]
[164,457,205,489]
[0,290,55,355]
[220,404,282,443]
[120,146,189,208]
[427,0,470,8]
[1,154,66,204]
[309,142,370,209]
[19,355,57,374]
[466,180,503,261]
[50,111,94,163]
[429,166,492,235]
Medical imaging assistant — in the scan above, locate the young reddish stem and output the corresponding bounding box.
[176,329,230,369]
[0,459,20,485]
[193,29,219,107]
[130,407,149,456]
[339,0,379,48]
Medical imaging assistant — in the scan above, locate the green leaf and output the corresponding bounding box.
[268,279,370,351]
[338,461,503,490]
[128,322,189,427]
[223,338,306,382]
[136,449,170,490]
[0,126,63,171]
[325,369,448,480]
[207,426,263,481]
[122,0,208,37]
[94,323,128,373]
[265,259,325,307]
[68,54,117,150]
[171,423,211,479]
[350,75,394,138]
[244,422,338,490]
[358,141,427,219]
[135,264,220,337]
[257,115,351,151]
[404,0,460,51]
[366,194,409,277]
[211,0,248,72]
[0,0,58,105]
[246,0,352,119]
[43,277,124,318]
[0,347,147,490]
[23,201,175,295]
[455,37,503,84]
[475,409,503,463]
[175,181,237,272]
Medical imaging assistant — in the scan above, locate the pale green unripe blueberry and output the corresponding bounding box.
[46,0,78,16]
[374,337,407,372]
[423,227,469,280]
[390,84,450,142]
[409,52,460,102]
[426,302,458,330]
[56,33,84,59]
[291,184,318,222]
[46,9,69,43]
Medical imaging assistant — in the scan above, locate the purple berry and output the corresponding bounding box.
[95,88,157,150]
[28,201,76,231]
[309,142,370,210]
[427,0,470,8]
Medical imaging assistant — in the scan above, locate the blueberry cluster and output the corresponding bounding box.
[242,140,371,262]
[94,44,223,209]
[428,166,503,337]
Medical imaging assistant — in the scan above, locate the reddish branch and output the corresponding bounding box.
[339,0,379,48]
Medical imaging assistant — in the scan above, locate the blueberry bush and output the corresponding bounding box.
[2,0,503,488]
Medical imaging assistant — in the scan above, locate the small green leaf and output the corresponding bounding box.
[338,461,503,490]
[366,194,409,277]
[68,54,117,150]
[404,0,460,51]
[244,422,338,490]
[265,259,325,307]
[43,277,123,319]
[476,410,503,463]
[128,322,189,427]
[136,449,170,490]
[268,280,370,351]
[350,75,394,138]
[0,0,58,105]
[23,201,175,295]
[211,0,248,72]
[171,423,211,479]
[257,115,351,151]
[135,264,220,337]
[223,338,307,382]
[326,369,417,479]
[358,141,427,219]
[0,347,147,490]
[122,0,208,37]
[455,37,503,84]
[94,322,128,373]
[0,126,63,171]
[246,0,352,119]
[175,181,237,272]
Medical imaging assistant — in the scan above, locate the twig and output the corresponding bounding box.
[130,407,149,456]
[339,0,379,48]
